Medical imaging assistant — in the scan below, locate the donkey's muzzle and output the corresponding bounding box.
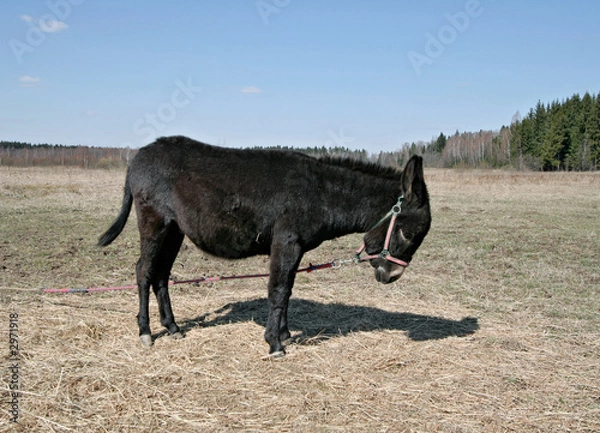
[373,262,405,284]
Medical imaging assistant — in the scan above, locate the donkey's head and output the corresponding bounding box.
[361,155,431,284]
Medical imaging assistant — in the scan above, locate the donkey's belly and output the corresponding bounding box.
[181,212,271,259]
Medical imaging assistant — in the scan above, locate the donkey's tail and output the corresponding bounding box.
[98,176,133,247]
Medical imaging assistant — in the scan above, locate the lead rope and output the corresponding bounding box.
[40,259,358,295]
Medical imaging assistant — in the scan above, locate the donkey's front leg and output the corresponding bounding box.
[265,235,302,356]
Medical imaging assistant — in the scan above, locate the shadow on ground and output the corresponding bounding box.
[153,298,479,345]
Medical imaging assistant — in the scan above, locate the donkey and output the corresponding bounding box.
[98,136,431,356]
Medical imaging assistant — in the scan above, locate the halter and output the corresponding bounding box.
[355,196,409,267]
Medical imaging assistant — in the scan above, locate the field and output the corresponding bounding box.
[1,166,599,432]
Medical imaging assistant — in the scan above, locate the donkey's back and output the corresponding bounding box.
[132,135,314,190]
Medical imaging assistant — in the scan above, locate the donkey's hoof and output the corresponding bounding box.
[170,331,184,340]
[272,350,285,358]
[265,349,285,359]
[140,334,153,347]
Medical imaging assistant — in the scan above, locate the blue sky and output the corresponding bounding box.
[2,0,600,153]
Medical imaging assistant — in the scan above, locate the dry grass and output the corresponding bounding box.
[1,166,599,432]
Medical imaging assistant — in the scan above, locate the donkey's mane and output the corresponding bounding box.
[317,156,402,180]
[156,136,402,180]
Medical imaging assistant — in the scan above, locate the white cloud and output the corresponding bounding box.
[21,14,68,33]
[240,86,263,94]
[40,19,68,33]
[19,75,41,87]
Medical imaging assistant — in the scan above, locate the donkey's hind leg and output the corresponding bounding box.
[152,223,185,339]
[136,255,154,347]
[135,204,183,347]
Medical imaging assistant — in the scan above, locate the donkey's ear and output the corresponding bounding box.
[401,155,425,201]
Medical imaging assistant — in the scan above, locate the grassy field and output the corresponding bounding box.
[1,166,599,432]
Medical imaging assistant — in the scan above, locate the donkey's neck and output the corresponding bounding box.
[321,164,402,236]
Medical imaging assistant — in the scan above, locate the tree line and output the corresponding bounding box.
[510,92,600,170]
[252,92,600,171]
[432,92,600,170]
[2,92,599,170]
[0,142,133,169]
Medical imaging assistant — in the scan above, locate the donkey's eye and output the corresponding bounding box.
[399,229,411,242]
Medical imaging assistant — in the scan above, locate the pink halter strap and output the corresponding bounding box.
[355,197,409,267]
